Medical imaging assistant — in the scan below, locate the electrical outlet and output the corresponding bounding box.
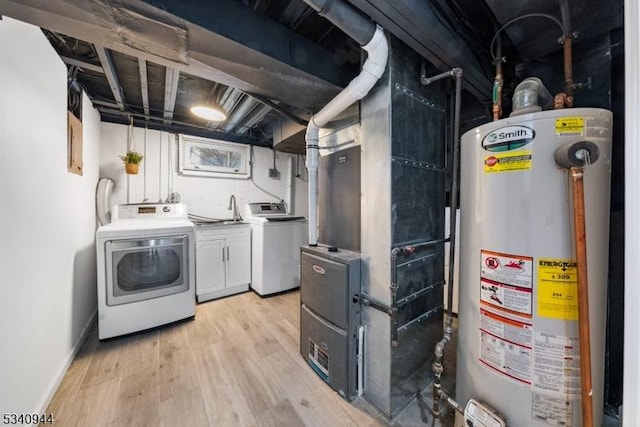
[269,168,281,179]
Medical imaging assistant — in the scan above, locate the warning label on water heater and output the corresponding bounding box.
[480,250,533,317]
[532,332,581,398]
[555,116,584,136]
[479,250,535,386]
[479,329,532,385]
[484,150,532,173]
[532,393,573,426]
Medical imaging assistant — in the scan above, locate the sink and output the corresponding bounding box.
[214,219,245,226]
[192,218,245,226]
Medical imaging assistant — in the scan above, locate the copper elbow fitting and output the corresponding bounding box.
[554,92,567,109]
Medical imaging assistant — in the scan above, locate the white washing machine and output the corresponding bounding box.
[96,203,195,339]
[244,202,308,296]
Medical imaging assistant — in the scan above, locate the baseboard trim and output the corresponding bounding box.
[34,308,97,413]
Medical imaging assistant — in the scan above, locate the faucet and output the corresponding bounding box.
[228,195,241,222]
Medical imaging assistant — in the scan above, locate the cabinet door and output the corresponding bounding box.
[225,236,251,288]
[195,239,226,295]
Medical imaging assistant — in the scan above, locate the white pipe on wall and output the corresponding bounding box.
[286,156,294,214]
[624,0,640,423]
[126,122,131,203]
[143,126,148,202]
[158,130,163,202]
[305,25,388,245]
[167,132,171,201]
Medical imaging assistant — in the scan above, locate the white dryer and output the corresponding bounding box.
[244,202,308,296]
[96,203,195,339]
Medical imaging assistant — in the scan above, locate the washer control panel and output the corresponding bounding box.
[246,202,288,216]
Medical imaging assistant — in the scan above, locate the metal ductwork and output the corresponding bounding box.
[302,0,388,246]
[304,0,376,46]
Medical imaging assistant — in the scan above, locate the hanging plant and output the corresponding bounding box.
[120,116,143,175]
[120,150,144,175]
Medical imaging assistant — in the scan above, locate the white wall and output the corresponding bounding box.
[624,0,640,424]
[0,18,101,414]
[99,123,309,218]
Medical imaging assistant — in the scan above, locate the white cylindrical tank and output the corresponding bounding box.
[457,108,612,426]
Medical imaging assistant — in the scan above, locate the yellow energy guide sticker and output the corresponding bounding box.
[537,258,578,320]
[555,116,584,136]
[484,150,532,173]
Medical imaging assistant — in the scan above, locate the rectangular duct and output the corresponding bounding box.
[360,34,446,417]
[318,144,362,252]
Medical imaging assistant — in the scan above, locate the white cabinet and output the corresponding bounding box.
[195,224,251,302]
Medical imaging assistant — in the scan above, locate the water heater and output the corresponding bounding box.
[457,108,612,426]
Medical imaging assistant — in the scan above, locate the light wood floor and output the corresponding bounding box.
[46,290,452,427]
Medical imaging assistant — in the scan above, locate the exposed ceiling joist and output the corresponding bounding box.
[60,55,103,74]
[138,58,150,116]
[92,99,121,109]
[163,67,180,123]
[94,44,126,111]
[97,106,272,147]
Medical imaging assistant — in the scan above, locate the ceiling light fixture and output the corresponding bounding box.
[191,105,227,121]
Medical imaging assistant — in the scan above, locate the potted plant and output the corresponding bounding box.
[119,150,144,175]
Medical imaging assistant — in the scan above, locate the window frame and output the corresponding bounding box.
[178,135,251,179]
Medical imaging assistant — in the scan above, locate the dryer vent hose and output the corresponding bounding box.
[96,178,115,226]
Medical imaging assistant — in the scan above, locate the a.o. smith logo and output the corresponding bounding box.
[482,126,535,152]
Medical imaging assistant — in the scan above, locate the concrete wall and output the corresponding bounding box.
[0,17,101,414]
[99,124,308,218]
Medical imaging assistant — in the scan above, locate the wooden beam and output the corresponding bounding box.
[94,44,125,111]
[163,67,180,124]
[60,55,103,74]
[138,58,150,116]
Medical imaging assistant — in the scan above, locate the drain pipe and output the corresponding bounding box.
[421,67,463,419]
[302,0,388,246]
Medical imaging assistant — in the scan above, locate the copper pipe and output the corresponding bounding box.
[492,44,503,121]
[563,36,574,107]
[570,166,594,427]
[492,70,503,120]
[554,92,567,109]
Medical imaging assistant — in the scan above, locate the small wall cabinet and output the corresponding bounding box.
[195,223,251,302]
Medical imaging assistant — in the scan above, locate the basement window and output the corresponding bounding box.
[179,135,251,178]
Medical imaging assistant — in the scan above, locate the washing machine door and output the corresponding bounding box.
[105,235,190,306]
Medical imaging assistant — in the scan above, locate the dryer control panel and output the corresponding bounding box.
[112,203,188,221]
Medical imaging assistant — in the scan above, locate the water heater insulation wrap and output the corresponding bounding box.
[456,108,612,427]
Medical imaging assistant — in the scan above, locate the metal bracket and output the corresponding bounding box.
[353,293,393,316]
[353,293,400,347]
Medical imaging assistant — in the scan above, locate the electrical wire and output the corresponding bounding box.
[490,13,567,62]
